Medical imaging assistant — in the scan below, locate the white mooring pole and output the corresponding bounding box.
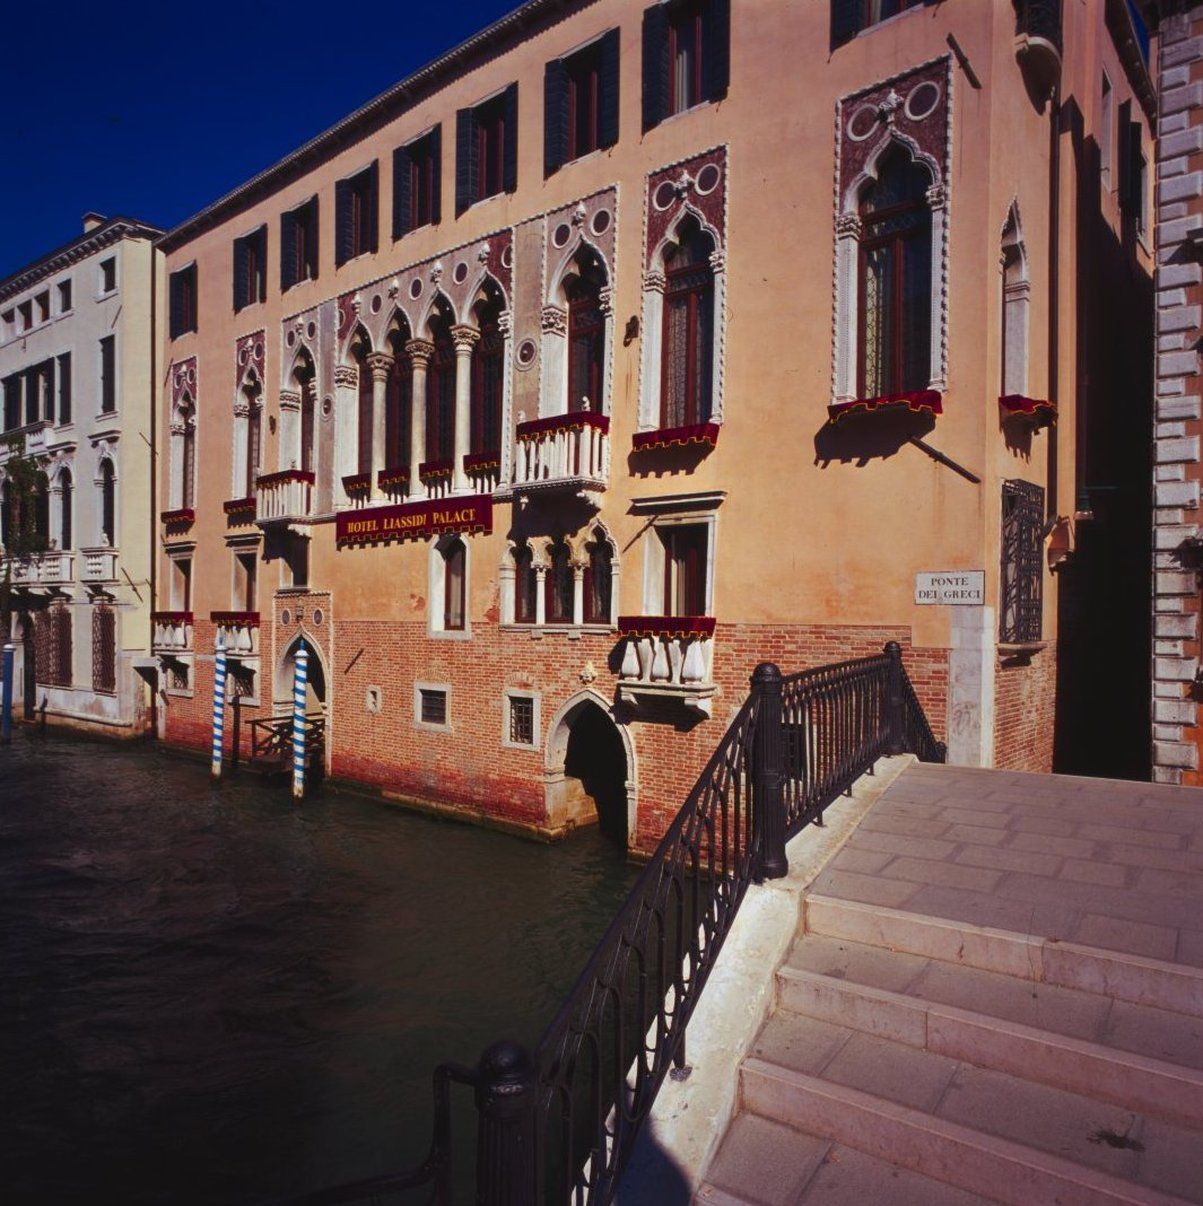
[210,632,227,778]
[291,645,308,801]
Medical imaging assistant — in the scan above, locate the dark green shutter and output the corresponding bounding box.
[393,144,413,238]
[169,270,184,338]
[307,196,320,279]
[281,209,297,291]
[367,162,379,253]
[503,83,519,193]
[456,107,475,215]
[831,0,861,48]
[57,353,71,425]
[545,56,568,176]
[430,125,442,224]
[233,235,249,311]
[703,0,730,102]
[642,4,669,132]
[599,28,621,149]
[335,177,352,265]
[255,226,267,301]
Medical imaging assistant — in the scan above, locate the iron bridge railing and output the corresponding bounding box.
[279,642,944,1206]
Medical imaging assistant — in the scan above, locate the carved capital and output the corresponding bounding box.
[836,213,863,239]
[365,351,395,382]
[169,422,186,437]
[925,183,947,211]
[496,310,513,337]
[541,305,568,336]
[406,338,435,370]
[451,324,481,353]
[233,402,250,419]
[597,286,614,316]
[278,389,301,412]
[708,250,726,275]
[643,270,667,295]
[333,364,358,388]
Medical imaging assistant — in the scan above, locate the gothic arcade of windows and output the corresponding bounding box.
[505,525,617,629]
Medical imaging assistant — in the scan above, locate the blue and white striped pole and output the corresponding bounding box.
[1,643,14,744]
[211,632,227,778]
[291,645,308,800]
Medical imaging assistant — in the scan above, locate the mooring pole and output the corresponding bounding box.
[1,643,14,744]
[291,646,308,801]
[210,632,227,779]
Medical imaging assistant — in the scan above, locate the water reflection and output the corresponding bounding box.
[0,732,637,1204]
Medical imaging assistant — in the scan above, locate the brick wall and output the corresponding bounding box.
[162,614,948,854]
[993,646,1057,773]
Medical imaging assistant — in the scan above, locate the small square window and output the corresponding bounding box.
[419,687,448,727]
[57,280,72,313]
[99,257,117,294]
[507,694,535,747]
[168,663,190,692]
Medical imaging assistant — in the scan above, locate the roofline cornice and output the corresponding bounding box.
[157,0,587,255]
[0,217,164,304]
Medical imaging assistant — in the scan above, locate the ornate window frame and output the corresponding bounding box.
[428,532,472,639]
[500,520,619,632]
[832,58,951,406]
[168,359,197,513]
[232,333,265,499]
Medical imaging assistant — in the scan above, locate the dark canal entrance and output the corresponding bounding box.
[0,732,639,1205]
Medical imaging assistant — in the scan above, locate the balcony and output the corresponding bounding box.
[419,459,455,500]
[616,616,716,716]
[152,610,193,655]
[160,508,196,533]
[256,470,314,526]
[211,611,260,656]
[223,496,257,525]
[1,549,73,587]
[464,450,501,495]
[80,546,118,583]
[378,465,410,500]
[1014,0,1061,100]
[513,412,608,501]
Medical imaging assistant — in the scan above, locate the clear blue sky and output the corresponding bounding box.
[0,0,519,280]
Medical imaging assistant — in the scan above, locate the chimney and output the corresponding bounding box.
[82,212,106,233]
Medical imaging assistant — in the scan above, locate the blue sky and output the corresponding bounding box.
[0,0,519,280]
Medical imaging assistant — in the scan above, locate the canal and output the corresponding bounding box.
[0,732,640,1205]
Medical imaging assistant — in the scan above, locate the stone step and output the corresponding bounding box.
[697,1113,991,1205]
[740,1013,1203,1203]
[803,895,1203,1018]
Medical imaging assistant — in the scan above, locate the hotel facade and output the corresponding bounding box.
[0,215,161,736]
[152,0,1155,851]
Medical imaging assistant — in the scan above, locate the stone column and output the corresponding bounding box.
[278,389,301,473]
[365,351,394,495]
[406,340,434,498]
[451,325,480,494]
[534,564,547,627]
[572,561,585,626]
[332,364,359,491]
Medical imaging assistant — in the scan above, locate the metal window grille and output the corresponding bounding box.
[508,695,534,746]
[33,611,52,684]
[168,664,189,691]
[92,605,116,693]
[420,688,447,727]
[1000,479,1044,644]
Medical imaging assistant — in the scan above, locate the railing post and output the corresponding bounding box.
[1,643,13,744]
[884,641,906,756]
[211,632,227,778]
[474,1039,537,1206]
[751,662,787,881]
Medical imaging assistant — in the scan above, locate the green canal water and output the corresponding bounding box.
[0,731,640,1204]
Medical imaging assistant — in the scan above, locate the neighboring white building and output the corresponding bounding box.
[0,213,161,735]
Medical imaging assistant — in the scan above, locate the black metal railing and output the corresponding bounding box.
[1014,0,1062,54]
[282,642,943,1206]
[250,712,325,769]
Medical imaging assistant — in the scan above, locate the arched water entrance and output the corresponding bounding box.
[274,634,326,714]
[546,693,633,846]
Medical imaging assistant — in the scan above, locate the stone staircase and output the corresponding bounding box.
[698,894,1203,1204]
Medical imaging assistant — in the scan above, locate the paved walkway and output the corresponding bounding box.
[808,763,1203,968]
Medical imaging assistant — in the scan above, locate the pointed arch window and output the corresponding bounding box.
[427,309,456,463]
[386,327,413,471]
[583,530,613,624]
[292,354,316,475]
[59,469,72,550]
[661,216,715,428]
[514,543,537,623]
[545,539,574,624]
[100,460,116,546]
[352,335,374,475]
[471,297,505,458]
[857,145,932,398]
[566,252,607,412]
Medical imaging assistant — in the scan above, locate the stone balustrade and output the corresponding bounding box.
[256,470,314,524]
[211,611,259,656]
[616,616,717,716]
[513,412,608,495]
[80,546,118,583]
[152,611,194,654]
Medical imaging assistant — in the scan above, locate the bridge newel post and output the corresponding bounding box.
[474,1039,538,1206]
[751,662,788,881]
[884,641,906,756]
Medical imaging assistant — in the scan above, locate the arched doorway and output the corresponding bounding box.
[546,693,633,846]
[275,635,326,714]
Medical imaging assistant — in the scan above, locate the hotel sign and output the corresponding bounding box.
[336,495,493,547]
[915,571,984,606]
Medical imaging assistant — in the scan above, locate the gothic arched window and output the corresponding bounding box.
[545,539,574,624]
[565,250,607,413]
[352,333,373,475]
[583,529,613,625]
[857,145,932,398]
[100,460,116,546]
[661,215,715,428]
[177,395,196,510]
[471,295,504,458]
[514,543,537,624]
[426,307,456,464]
[386,325,412,472]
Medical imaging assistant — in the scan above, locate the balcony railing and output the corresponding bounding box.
[0,550,74,586]
[223,496,257,524]
[80,547,118,583]
[152,610,193,655]
[256,470,314,525]
[513,412,608,496]
[1014,0,1061,96]
[464,450,501,495]
[419,459,454,500]
[211,611,259,656]
[617,615,716,715]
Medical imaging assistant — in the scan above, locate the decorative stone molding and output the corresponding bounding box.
[278,389,301,413]
[365,351,395,382]
[236,331,265,385]
[451,324,481,351]
[541,305,568,336]
[405,338,435,370]
[333,364,358,388]
[170,358,197,409]
[642,270,667,294]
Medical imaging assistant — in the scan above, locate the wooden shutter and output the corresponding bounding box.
[545,57,568,176]
[831,0,861,48]
[335,177,352,265]
[429,125,442,225]
[280,209,297,291]
[393,144,413,238]
[366,162,380,253]
[233,234,249,311]
[642,4,669,131]
[456,106,475,215]
[169,270,184,338]
[57,353,71,425]
[599,28,621,149]
[503,83,519,194]
[702,0,730,102]
[1127,119,1143,219]
[306,196,320,278]
[1117,99,1133,213]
